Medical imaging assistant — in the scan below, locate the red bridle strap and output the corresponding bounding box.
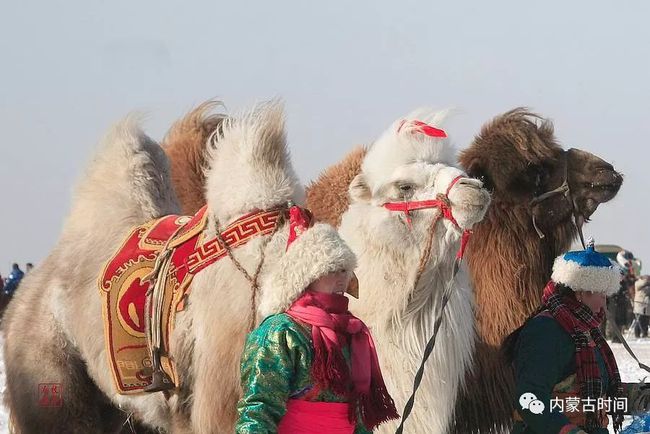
[383,198,459,228]
[382,175,471,259]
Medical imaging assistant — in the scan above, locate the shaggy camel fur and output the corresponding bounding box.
[166,105,492,433]
[162,101,227,216]
[163,106,488,433]
[306,109,622,433]
[3,102,309,434]
[452,109,622,433]
[305,146,366,228]
[306,149,362,228]
[3,116,179,434]
[161,105,622,432]
[339,110,491,433]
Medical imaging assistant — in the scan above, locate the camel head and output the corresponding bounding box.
[459,108,622,236]
[203,100,304,225]
[345,109,491,254]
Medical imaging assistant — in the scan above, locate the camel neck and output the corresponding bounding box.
[467,203,575,346]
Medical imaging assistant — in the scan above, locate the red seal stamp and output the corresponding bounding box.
[38,383,63,407]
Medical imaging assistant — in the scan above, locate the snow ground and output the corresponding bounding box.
[0,336,647,433]
[609,339,650,433]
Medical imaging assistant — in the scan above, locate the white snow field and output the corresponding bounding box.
[0,336,648,433]
[609,339,650,433]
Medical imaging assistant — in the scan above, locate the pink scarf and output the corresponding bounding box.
[285,291,399,430]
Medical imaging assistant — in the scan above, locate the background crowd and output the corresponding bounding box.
[599,246,648,340]
[0,262,32,299]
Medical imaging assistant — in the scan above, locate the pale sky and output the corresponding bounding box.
[1,0,648,275]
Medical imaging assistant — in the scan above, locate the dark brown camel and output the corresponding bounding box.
[452,109,622,432]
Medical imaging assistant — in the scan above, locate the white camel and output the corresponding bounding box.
[338,110,491,433]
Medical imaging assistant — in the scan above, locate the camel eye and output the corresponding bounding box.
[527,166,546,194]
[534,168,550,192]
[473,172,493,192]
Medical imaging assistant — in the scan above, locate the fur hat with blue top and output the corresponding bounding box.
[551,238,623,296]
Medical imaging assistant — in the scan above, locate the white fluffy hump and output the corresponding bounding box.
[204,100,304,224]
[66,115,179,233]
[361,107,457,192]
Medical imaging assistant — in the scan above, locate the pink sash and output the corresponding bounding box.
[278,399,355,434]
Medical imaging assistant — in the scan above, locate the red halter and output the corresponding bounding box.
[382,175,472,259]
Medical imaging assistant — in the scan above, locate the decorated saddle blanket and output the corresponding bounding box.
[99,205,284,394]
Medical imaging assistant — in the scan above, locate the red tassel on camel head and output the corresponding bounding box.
[396,119,447,138]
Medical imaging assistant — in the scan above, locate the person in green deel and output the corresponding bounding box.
[503,240,650,434]
[235,206,399,434]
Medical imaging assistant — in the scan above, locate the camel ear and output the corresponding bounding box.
[349,174,371,203]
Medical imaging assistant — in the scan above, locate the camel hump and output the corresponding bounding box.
[65,115,180,235]
[162,100,226,215]
[306,146,367,227]
[203,100,304,225]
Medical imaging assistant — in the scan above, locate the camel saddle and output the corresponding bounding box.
[99,205,283,394]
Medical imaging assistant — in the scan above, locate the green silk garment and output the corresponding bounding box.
[235,313,372,433]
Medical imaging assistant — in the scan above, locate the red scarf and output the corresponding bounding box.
[541,281,624,432]
[285,291,399,430]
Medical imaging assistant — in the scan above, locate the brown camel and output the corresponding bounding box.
[163,106,623,432]
[452,109,622,432]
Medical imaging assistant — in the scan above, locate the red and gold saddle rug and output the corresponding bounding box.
[99,205,283,394]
